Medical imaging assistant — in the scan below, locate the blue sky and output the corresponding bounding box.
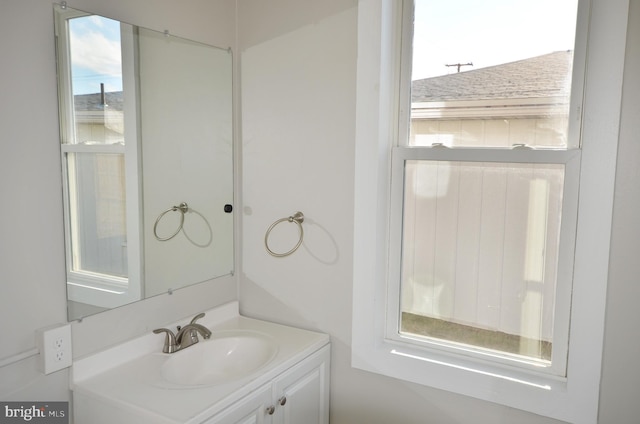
[412,0,579,79]
[66,1,579,92]
[69,15,122,95]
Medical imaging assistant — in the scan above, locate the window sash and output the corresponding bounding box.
[386,145,580,377]
[392,146,579,163]
[385,0,585,379]
[396,0,586,152]
[55,4,143,307]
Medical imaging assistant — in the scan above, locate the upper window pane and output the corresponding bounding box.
[408,0,579,148]
[68,15,124,145]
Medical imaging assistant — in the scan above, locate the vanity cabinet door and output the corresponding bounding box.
[202,384,273,424]
[272,345,330,424]
[202,344,330,424]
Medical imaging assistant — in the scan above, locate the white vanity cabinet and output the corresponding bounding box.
[71,303,331,424]
[205,345,330,424]
[203,385,272,424]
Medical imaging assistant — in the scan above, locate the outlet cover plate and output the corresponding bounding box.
[36,323,72,374]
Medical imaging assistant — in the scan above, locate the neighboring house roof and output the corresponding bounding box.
[411,51,573,103]
[74,91,124,112]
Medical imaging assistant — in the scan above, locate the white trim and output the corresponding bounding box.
[120,22,143,301]
[352,0,397,369]
[55,7,143,308]
[351,0,629,422]
[412,97,570,119]
[391,146,580,164]
[60,144,125,154]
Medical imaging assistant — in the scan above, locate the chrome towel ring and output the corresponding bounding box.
[265,212,305,257]
[153,202,189,241]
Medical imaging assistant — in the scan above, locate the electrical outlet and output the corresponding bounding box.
[36,323,72,374]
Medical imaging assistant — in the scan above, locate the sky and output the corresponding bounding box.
[66,1,579,92]
[412,0,579,80]
[69,15,123,95]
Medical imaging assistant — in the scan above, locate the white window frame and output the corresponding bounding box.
[351,0,629,422]
[55,6,143,308]
[386,149,580,377]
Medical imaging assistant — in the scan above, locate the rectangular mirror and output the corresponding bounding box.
[54,4,234,321]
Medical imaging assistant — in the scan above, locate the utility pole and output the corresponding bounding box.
[445,62,473,72]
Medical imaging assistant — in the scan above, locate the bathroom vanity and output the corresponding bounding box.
[71,302,330,424]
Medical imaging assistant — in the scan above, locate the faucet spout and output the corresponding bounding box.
[175,323,211,349]
[153,313,211,353]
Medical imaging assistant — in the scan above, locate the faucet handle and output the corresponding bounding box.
[153,328,178,353]
[190,312,205,324]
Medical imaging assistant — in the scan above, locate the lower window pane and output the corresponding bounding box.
[400,160,565,363]
[66,152,128,279]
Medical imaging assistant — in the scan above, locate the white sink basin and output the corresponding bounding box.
[160,330,278,387]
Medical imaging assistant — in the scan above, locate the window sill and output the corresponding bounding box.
[67,281,137,309]
[352,335,580,421]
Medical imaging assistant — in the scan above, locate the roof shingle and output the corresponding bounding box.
[412,51,573,102]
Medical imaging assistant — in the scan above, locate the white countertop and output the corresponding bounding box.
[71,302,330,424]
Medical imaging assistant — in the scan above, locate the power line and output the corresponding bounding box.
[445,62,473,72]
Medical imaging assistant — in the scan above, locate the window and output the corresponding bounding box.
[352,0,628,422]
[388,0,581,377]
[55,6,142,308]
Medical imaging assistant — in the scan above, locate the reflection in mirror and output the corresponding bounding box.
[54,4,234,321]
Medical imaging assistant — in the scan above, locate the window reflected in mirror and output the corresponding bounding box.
[54,4,234,321]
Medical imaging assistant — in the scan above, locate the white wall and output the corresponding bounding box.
[239,1,640,423]
[3,0,640,422]
[598,0,640,421]
[0,0,237,404]
[0,0,69,401]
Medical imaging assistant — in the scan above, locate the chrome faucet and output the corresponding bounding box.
[153,313,211,353]
[176,322,211,349]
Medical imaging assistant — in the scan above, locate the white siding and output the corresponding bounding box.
[402,118,567,342]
